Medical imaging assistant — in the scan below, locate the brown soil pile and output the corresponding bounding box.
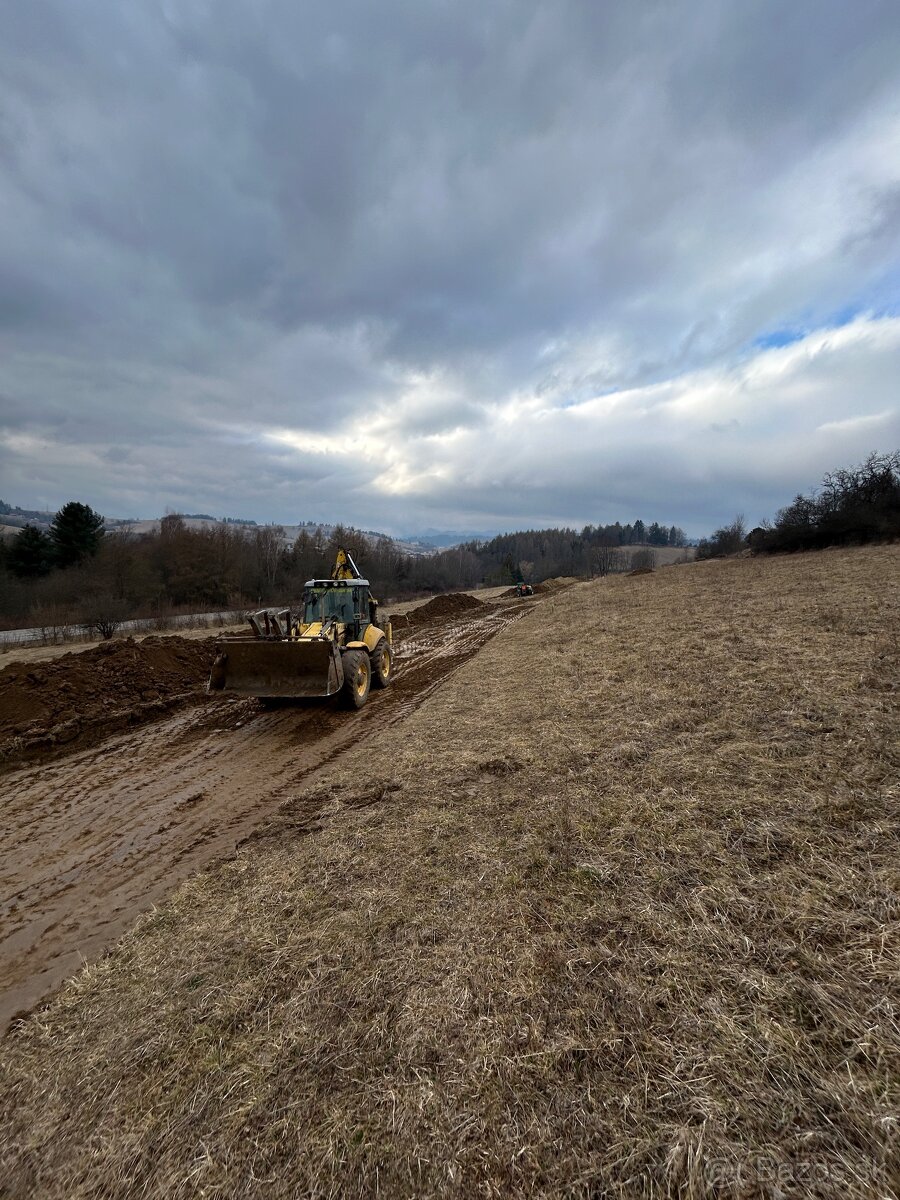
[402,592,483,625]
[533,576,578,593]
[0,636,216,766]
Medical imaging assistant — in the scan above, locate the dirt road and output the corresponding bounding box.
[1,601,529,1031]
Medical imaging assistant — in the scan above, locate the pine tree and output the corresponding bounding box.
[7,524,54,577]
[50,502,105,568]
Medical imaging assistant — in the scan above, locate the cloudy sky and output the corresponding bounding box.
[1,0,899,537]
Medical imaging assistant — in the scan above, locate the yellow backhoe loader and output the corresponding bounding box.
[208,548,392,709]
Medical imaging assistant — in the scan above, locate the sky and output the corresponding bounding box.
[1,0,899,538]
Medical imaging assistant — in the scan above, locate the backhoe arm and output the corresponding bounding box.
[331,548,362,580]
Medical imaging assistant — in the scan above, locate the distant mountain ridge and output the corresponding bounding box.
[2,502,582,556]
[0,502,446,557]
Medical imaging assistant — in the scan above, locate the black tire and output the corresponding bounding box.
[370,641,392,689]
[341,650,371,709]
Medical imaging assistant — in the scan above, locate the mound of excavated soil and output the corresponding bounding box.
[403,592,483,625]
[533,576,578,593]
[0,636,217,765]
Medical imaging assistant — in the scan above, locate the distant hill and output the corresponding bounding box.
[401,529,501,549]
[108,516,437,558]
[0,502,55,530]
[0,503,438,557]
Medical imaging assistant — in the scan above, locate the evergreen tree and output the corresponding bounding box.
[647,521,666,545]
[7,524,54,577]
[50,501,105,567]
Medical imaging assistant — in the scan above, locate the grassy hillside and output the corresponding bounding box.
[2,546,898,1198]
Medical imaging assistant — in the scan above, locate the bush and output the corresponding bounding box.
[696,516,746,560]
[86,595,127,640]
[630,548,658,571]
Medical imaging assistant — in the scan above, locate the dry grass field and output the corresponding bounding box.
[1,546,898,1198]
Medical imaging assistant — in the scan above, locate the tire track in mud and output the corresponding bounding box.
[0,602,529,1031]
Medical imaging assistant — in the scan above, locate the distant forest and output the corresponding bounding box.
[0,509,685,631]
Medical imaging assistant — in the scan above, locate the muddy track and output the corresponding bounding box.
[0,603,529,1032]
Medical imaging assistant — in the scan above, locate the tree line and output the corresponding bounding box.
[0,507,685,631]
[697,451,900,559]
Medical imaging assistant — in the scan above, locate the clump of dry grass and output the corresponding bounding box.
[1,545,898,1198]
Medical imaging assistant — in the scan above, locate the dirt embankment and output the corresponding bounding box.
[0,636,217,769]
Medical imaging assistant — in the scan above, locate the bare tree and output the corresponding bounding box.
[255,525,285,590]
[595,546,627,576]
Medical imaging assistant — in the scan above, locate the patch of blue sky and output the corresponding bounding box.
[753,326,807,349]
[753,276,900,353]
[753,302,868,352]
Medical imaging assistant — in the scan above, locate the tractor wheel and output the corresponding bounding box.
[341,650,371,709]
[370,641,392,689]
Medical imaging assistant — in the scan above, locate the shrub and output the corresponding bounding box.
[696,516,746,560]
[86,595,127,640]
[630,548,658,571]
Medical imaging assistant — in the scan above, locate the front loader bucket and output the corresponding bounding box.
[208,637,344,699]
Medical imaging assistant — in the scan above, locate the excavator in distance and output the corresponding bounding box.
[208,549,392,710]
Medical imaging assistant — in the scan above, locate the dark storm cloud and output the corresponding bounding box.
[1,0,899,533]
